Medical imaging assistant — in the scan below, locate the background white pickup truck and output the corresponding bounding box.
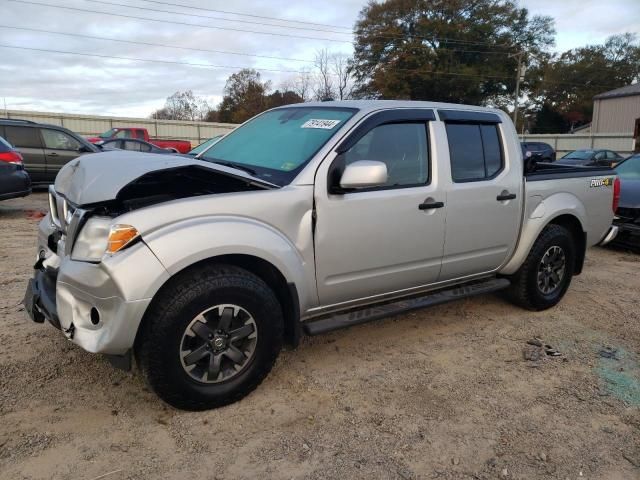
[25,100,619,410]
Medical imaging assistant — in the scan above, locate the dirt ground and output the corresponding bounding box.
[1,192,639,480]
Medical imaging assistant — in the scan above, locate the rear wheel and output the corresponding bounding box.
[136,264,283,410]
[507,224,575,311]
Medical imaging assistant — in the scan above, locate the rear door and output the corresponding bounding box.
[41,128,83,180]
[438,110,522,281]
[2,125,46,183]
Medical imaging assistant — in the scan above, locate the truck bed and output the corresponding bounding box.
[525,162,614,181]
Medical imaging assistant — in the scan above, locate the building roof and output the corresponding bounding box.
[593,83,640,100]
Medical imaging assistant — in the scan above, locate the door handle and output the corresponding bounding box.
[497,193,516,201]
[418,201,444,210]
[48,152,59,157]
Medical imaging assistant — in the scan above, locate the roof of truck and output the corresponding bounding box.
[282,100,504,114]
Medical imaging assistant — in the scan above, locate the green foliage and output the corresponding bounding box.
[350,0,554,104]
[531,34,640,127]
[217,69,303,124]
[218,69,271,124]
[531,103,569,134]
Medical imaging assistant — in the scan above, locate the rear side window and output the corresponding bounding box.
[114,129,131,139]
[4,126,42,148]
[446,123,503,182]
[123,140,143,151]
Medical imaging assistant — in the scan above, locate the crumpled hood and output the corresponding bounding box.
[54,151,273,205]
[619,178,640,209]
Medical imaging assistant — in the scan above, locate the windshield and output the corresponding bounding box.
[200,106,357,185]
[616,155,640,179]
[562,150,593,160]
[99,128,118,139]
[190,135,223,156]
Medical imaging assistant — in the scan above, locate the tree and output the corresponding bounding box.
[350,0,554,106]
[313,49,336,101]
[217,69,302,123]
[332,53,354,100]
[265,90,303,108]
[531,103,569,134]
[218,69,271,123]
[150,90,211,121]
[531,34,640,129]
[293,69,313,102]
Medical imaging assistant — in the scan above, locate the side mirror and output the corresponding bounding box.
[339,160,388,190]
[78,144,94,153]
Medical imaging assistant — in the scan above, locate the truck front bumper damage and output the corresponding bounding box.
[23,221,168,364]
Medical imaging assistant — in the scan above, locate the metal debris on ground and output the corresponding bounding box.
[523,337,562,362]
[598,346,618,360]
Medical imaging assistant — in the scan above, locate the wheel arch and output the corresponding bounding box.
[500,210,587,276]
[135,254,302,352]
[547,214,586,274]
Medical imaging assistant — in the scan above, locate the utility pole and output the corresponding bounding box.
[510,52,525,127]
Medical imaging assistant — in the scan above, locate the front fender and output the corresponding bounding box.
[499,192,587,275]
[142,215,317,310]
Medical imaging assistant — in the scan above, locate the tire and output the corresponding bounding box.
[507,224,575,311]
[136,264,284,410]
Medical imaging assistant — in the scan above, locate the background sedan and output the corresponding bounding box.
[0,136,31,201]
[613,153,640,247]
[557,149,623,167]
[100,138,177,154]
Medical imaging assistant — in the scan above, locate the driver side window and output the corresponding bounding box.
[41,129,81,151]
[339,122,430,189]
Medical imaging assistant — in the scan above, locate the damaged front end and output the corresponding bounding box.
[86,164,275,216]
[24,154,277,361]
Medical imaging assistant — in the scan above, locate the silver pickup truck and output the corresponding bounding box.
[24,101,619,410]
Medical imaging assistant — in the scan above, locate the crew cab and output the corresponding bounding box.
[87,127,191,154]
[24,101,619,410]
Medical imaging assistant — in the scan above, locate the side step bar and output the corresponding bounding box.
[303,277,511,336]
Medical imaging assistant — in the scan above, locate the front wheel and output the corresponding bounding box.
[136,264,284,410]
[507,224,575,311]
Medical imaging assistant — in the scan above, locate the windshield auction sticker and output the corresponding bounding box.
[301,119,341,129]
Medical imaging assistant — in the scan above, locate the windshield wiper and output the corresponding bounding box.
[211,160,257,176]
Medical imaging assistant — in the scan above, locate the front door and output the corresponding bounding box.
[314,114,446,307]
[41,128,83,181]
[438,113,522,281]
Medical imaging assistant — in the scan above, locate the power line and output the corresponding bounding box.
[0,25,314,63]
[0,23,518,64]
[134,0,518,50]
[0,43,306,73]
[6,0,352,43]
[83,0,353,35]
[7,0,518,51]
[0,42,623,90]
[138,0,353,31]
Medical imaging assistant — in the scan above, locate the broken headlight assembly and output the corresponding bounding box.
[71,217,139,262]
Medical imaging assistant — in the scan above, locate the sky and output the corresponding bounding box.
[0,0,638,118]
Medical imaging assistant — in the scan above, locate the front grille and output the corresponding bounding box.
[47,186,76,234]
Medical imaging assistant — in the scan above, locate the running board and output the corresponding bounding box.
[303,277,511,336]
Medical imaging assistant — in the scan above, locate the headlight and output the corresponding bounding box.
[71,217,139,262]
